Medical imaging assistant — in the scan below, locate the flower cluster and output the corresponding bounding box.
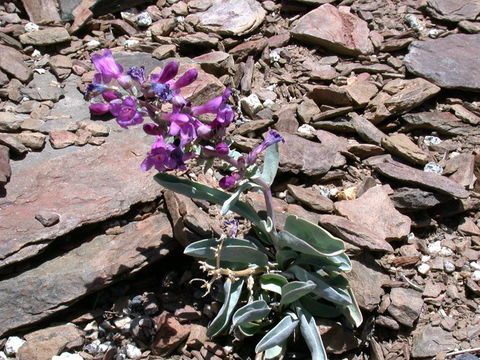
[85,49,284,189]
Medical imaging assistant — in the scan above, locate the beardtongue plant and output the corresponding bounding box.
[85,49,362,359]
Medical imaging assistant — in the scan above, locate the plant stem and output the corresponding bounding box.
[253,177,279,249]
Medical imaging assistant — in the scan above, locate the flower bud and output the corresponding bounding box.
[215,142,229,156]
[89,103,110,115]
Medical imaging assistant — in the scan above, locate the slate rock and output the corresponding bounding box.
[388,288,423,327]
[48,55,73,80]
[49,74,90,124]
[35,210,60,227]
[427,0,480,22]
[287,184,334,213]
[365,78,441,124]
[0,213,173,336]
[381,133,430,166]
[0,145,11,185]
[196,0,266,36]
[0,129,161,269]
[193,51,234,77]
[20,0,61,24]
[390,187,447,210]
[444,153,477,188]
[278,132,337,177]
[152,312,191,356]
[0,133,29,154]
[317,320,361,354]
[450,104,480,125]
[405,34,480,92]
[49,130,77,149]
[17,323,84,360]
[374,159,470,198]
[0,45,32,82]
[349,113,386,145]
[21,72,64,102]
[402,111,478,137]
[291,4,373,56]
[335,185,411,242]
[411,325,456,358]
[0,112,25,132]
[318,214,394,252]
[19,28,71,46]
[345,255,389,311]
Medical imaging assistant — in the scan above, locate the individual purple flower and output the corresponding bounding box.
[91,49,125,83]
[246,130,285,165]
[150,83,175,103]
[215,142,229,156]
[192,88,231,117]
[102,90,119,102]
[192,88,234,134]
[127,66,146,84]
[84,74,109,100]
[89,103,110,115]
[170,69,198,90]
[219,172,241,190]
[141,136,190,172]
[143,123,165,136]
[163,113,201,147]
[109,96,144,128]
[150,62,179,84]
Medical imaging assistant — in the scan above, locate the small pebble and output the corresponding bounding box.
[472,270,480,281]
[444,261,455,273]
[52,353,84,360]
[24,22,39,32]
[4,336,26,356]
[427,241,442,255]
[424,136,441,145]
[124,344,142,360]
[418,263,431,275]
[135,12,152,27]
[0,351,7,360]
[424,162,443,174]
[35,210,60,227]
[470,262,480,271]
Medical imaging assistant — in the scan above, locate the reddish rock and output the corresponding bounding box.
[444,153,476,188]
[229,38,268,60]
[291,4,373,56]
[388,288,423,327]
[20,0,61,24]
[0,45,32,82]
[381,133,430,166]
[17,323,84,360]
[186,324,208,350]
[152,312,191,356]
[287,184,334,213]
[0,145,11,185]
[49,130,77,149]
[335,185,411,242]
[0,129,161,269]
[19,28,71,46]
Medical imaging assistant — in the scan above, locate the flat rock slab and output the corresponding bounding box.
[0,45,32,82]
[0,128,161,269]
[19,28,71,46]
[0,213,173,337]
[196,0,266,36]
[411,325,456,358]
[374,159,470,199]
[335,186,411,242]
[388,288,423,327]
[291,4,373,56]
[405,34,480,92]
[401,111,479,137]
[427,0,480,22]
[278,132,338,177]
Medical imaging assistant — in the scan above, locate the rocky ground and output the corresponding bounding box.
[1,0,480,359]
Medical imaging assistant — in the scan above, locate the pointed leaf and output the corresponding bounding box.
[264,342,287,360]
[260,274,288,295]
[207,279,244,337]
[288,265,352,306]
[341,288,363,328]
[221,181,258,215]
[233,300,271,326]
[260,142,280,186]
[255,315,299,353]
[238,322,261,337]
[296,304,327,360]
[280,281,317,306]
[283,216,345,257]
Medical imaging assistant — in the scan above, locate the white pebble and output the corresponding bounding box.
[269,50,281,63]
[427,241,442,255]
[86,40,101,49]
[472,270,480,281]
[24,22,39,32]
[297,124,316,139]
[0,351,7,360]
[113,317,132,330]
[31,49,42,58]
[470,262,480,271]
[135,12,152,27]
[124,344,142,360]
[52,353,84,360]
[421,255,431,262]
[424,136,441,145]
[439,247,454,257]
[98,342,112,353]
[444,261,455,273]
[263,99,275,108]
[240,94,263,117]
[418,263,431,275]
[424,162,443,174]
[124,39,139,49]
[4,337,25,356]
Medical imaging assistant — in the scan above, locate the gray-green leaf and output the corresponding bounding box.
[260,273,289,295]
[221,181,258,216]
[280,281,317,306]
[207,279,244,337]
[255,314,299,353]
[296,304,328,360]
[259,142,280,186]
[233,300,271,326]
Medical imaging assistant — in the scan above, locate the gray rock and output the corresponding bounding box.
[0,128,161,269]
[196,0,266,36]
[345,255,389,311]
[49,75,91,123]
[411,325,456,358]
[21,72,64,102]
[0,133,29,154]
[0,112,25,132]
[19,27,71,46]
[405,34,480,92]
[349,113,386,146]
[291,4,373,56]
[0,45,32,82]
[287,184,334,213]
[374,159,470,199]
[35,210,60,227]
[388,288,423,327]
[390,187,447,210]
[17,131,47,150]
[427,0,480,22]
[402,111,478,137]
[278,132,338,177]
[0,213,174,336]
[0,145,10,185]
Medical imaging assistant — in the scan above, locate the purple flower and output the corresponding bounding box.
[170,69,198,90]
[163,113,201,147]
[192,88,231,116]
[102,90,119,102]
[192,88,234,134]
[89,103,110,115]
[127,66,146,84]
[141,136,191,172]
[143,123,165,136]
[109,96,144,128]
[247,130,285,165]
[215,142,229,156]
[84,79,109,100]
[219,173,241,190]
[91,49,124,83]
[150,62,179,84]
[151,83,174,103]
